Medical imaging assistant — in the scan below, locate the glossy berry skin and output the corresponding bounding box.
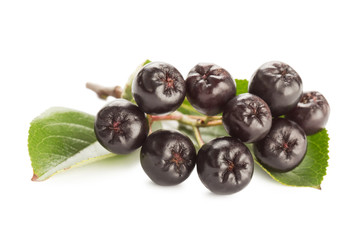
[94,99,149,154]
[254,118,307,172]
[222,93,272,143]
[132,62,186,115]
[197,137,254,195]
[249,61,303,116]
[185,63,236,116]
[140,130,196,186]
[286,91,330,135]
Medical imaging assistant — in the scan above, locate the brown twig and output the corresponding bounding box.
[86,82,122,100]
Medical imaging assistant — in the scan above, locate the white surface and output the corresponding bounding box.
[0,1,360,239]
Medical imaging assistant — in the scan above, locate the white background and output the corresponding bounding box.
[1,0,360,239]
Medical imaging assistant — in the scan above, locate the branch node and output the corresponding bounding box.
[86,82,122,100]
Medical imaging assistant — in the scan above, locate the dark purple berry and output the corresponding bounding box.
[253,118,307,172]
[185,63,236,116]
[197,137,254,195]
[132,62,186,115]
[94,99,149,154]
[286,91,330,135]
[249,61,303,116]
[140,130,196,186]
[222,93,272,143]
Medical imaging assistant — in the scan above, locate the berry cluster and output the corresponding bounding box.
[94,61,330,195]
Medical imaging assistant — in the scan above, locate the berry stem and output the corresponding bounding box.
[87,81,222,147]
[150,114,183,122]
[187,115,222,121]
[149,112,222,128]
[147,115,153,134]
[192,126,204,148]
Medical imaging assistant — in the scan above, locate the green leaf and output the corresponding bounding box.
[235,79,249,95]
[178,98,204,116]
[28,69,330,189]
[249,129,329,189]
[28,107,119,181]
[235,78,329,188]
[178,123,228,150]
[178,77,329,188]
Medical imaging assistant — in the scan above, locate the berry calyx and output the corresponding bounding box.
[249,61,303,116]
[253,118,307,172]
[185,63,236,116]
[132,62,186,115]
[94,99,149,154]
[222,93,272,143]
[140,130,196,186]
[197,137,254,194]
[286,91,330,135]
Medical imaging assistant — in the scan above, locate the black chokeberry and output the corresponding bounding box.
[249,61,303,116]
[132,62,186,115]
[286,91,330,135]
[197,137,254,195]
[222,93,272,143]
[94,99,149,154]
[253,118,307,172]
[185,63,236,116]
[140,130,196,186]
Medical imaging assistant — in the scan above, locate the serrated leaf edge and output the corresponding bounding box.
[247,129,329,189]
